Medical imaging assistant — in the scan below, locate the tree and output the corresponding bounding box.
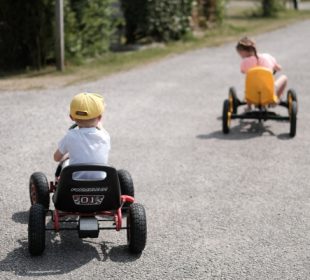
[121,0,193,43]
[0,0,54,72]
[261,0,284,17]
[199,0,226,26]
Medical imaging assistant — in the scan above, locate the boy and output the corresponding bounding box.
[54,92,110,179]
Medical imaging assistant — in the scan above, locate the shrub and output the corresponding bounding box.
[0,0,54,72]
[261,0,285,17]
[68,0,116,57]
[121,0,193,43]
[200,0,227,25]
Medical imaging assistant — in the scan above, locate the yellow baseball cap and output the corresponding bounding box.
[70,93,105,120]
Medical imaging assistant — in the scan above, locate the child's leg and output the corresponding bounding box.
[275,75,288,98]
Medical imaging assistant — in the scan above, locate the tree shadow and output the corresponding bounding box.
[198,120,292,140]
[3,211,142,276]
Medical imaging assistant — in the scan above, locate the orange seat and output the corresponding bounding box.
[245,66,278,106]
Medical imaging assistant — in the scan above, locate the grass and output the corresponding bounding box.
[1,5,310,91]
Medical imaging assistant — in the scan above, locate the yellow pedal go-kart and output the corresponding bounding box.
[222,67,298,137]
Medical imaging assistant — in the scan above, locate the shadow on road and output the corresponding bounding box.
[12,211,28,224]
[197,120,292,140]
[1,212,141,276]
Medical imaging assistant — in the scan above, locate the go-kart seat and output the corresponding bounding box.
[245,66,278,106]
[53,164,121,213]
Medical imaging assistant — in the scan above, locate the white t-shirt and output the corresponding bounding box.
[58,127,110,179]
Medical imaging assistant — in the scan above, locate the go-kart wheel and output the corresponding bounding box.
[118,170,134,209]
[287,89,298,113]
[222,99,231,134]
[229,87,238,114]
[29,172,50,209]
[118,170,134,197]
[127,203,147,254]
[28,204,46,256]
[289,101,297,137]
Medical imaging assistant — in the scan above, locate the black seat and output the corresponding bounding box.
[53,164,121,213]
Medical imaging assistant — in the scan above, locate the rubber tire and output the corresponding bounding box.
[229,87,238,114]
[222,99,230,134]
[127,203,147,254]
[118,169,134,199]
[287,89,297,103]
[289,101,297,137]
[29,172,50,209]
[287,89,298,113]
[28,204,46,256]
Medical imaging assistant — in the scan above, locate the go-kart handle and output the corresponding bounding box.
[69,123,101,130]
[69,123,78,130]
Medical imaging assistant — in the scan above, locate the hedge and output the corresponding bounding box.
[0,0,54,72]
[121,0,193,43]
[261,0,285,17]
[0,0,116,72]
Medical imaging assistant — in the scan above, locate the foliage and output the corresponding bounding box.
[261,0,285,17]
[67,0,116,57]
[198,0,227,26]
[215,0,227,24]
[0,0,54,72]
[0,0,116,72]
[64,1,82,59]
[121,0,193,43]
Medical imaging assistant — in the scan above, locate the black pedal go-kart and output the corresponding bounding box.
[222,67,298,137]
[28,164,147,256]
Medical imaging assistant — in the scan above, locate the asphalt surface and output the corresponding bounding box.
[1,20,310,280]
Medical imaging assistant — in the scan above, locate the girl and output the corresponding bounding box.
[236,36,288,99]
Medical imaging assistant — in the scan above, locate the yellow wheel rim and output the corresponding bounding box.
[229,96,234,113]
[288,95,293,115]
[227,112,232,127]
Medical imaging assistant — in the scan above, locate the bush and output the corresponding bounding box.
[200,0,227,25]
[67,0,116,58]
[64,1,82,60]
[121,0,193,43]
[0,0,54,72]
[0,0,117,72]
[215,0,227,24]
[261,0,285,17]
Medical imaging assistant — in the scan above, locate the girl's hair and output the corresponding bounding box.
[236,36,259,61]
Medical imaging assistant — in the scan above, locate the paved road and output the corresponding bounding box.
[1,20,310,280]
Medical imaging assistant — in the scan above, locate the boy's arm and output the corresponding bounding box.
[54,149,69,162]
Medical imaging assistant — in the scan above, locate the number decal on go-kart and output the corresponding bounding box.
[72,195,105,205]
